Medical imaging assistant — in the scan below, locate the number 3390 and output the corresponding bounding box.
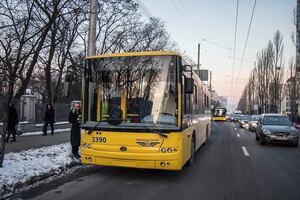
[91,137,107,143]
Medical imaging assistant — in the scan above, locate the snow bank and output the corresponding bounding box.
[20,128,71,136]
[0,143,79,196]
[35,121,69,127]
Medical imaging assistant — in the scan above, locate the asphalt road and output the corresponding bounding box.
[17,122,300,200]
[5,131,70,153]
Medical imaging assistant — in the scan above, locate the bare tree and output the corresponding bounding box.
[286,58,299,121]
[237,85,248,114]
[270,30,284,112]
[0,0,72,167]
[240,31,285,115]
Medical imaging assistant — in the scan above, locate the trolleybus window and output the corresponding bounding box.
[89,56,178,127]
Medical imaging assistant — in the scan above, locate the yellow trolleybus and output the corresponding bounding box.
[212,108,227,121]
[80,51,211,170]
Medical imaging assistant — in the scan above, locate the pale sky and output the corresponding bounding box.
[141,0,296,106]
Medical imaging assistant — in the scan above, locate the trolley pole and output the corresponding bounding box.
[88,0,97,56]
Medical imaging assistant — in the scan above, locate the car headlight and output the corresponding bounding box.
[291,128,298,136]
[263,129,272,135]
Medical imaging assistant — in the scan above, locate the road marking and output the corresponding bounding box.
[237,133,240,137]
[242,146,250,157]
[235,128,237,131]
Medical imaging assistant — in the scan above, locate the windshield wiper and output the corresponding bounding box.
[142,126,168,138]
[88,121,104,134]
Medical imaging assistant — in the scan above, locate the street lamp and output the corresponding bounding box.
[275,66,281,113]
[197,39,205,77]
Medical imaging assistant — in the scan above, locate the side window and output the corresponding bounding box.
[194,85,197,104]
[183,75,190,115]
[207,96,209,108]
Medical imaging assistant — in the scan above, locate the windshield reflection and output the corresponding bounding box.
[91,56,178,127]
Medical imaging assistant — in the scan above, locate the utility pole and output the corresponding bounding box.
[197,43,200,77]
[87,0,97,121]
[296,0,300,118]
[209,71,212,91]
[88,0,97,56]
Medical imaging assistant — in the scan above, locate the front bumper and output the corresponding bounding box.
[81,148,182,170]
[81,155,181,170]
[264,135,298,144]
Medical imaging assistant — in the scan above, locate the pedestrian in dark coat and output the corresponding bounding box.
[43,104,55,136]
[6,104,19,142]
[68,103,81,159]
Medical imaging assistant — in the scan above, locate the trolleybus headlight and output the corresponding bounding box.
[83,143,92,149]
[173,148,178,152]
[161,148,166,153]
[167,147,172,153]
[160,162,166,167]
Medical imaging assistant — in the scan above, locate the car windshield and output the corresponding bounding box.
[241,115,250,120]
[89,55,178,127]
[263,116,292,126]
[251,115,259,121]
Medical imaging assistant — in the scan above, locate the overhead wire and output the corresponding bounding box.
[233,0,257,103]
[230,0,240,105]
[135,0,178,46]
[170,0,199,41]
[179,0,232,52]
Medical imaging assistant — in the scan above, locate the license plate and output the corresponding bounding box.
[91,136,107,143]
[276,136,287,141]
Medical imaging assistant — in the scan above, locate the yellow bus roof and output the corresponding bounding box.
[85,51,179,59]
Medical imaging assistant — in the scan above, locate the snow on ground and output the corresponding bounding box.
[0,143,79,196]
[20,128,71,136]
[0,121,29,126]
[35,121,69,127]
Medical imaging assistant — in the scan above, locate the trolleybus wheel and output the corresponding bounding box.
[187,136,195,166]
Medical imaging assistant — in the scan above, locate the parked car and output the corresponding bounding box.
[256,114,299,147]
[249,115,260,131]
[238,115,251,128]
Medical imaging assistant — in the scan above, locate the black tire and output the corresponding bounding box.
[203,127,209,145]
[292,141,298,147]
[259,135,266,145]
[187,136,195,166]
[255,133,259,141]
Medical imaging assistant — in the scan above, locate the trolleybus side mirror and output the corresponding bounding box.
[185,77,194,94]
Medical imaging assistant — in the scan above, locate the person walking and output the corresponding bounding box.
[68,103,81,159]
[43,104,55,136]
[6,103,19,142]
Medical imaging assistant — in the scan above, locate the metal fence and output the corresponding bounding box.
[0,96,4,122]
[35,103,70,123]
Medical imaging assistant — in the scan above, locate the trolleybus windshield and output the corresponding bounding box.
[85,55,179,130]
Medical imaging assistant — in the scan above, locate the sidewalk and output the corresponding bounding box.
[5,129,71,153]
